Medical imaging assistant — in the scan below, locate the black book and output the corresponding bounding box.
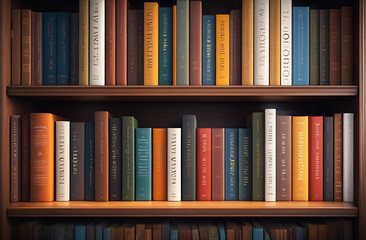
[71,122,86,201]
[109,118,122,200]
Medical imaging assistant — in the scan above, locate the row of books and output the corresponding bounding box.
[12,219,354,240]
[11,0,354,86]
[10,111,354,202]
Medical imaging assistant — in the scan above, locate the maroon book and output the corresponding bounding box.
[105,0,116,85]
[230,10,242,85]
[341,7,353,85]
[334,113,343,201]
[21,114,30,201]
[11,115,21,202]
[116,0,128,85]
[330,9,341,85]
[189,1,202,86]
[212,128,224,201]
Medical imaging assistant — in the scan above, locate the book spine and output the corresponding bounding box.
[56,13,70,85]
[127,10,138,85]
[70,13,79,85]
[116,0,127,85]
[11,115,21,202]
[216,14,230,85]
[55,121,70,201]
[79,0,89,85]
[190,1,202,86]
[323,117,334,201]
[137,11,144,85]
[334,113,343,201]
[293,7,310,85]
[319,10,330,85]
[32,12,42,85]
[90,0,105,86]
[269,0,280,85]
[341,7,353,85]
[280,0,292,85]
[167,128,182,201]
[230,10,241,85]
[182,115,197,201]
[21,114,30,202]
[109,118,122,200]
[309,9,319,85]
[343,113,354,202]
[252,112,265,201]
[70,122,85,201]
[239,128,252,201]
[265,109,276,201]
[292,116,309,201]
[173,5,177,85]
[153,128,167,200]
[330,9,341,85]
[212,128,225,200]
[242,0,253,85]
[225,128,239,200]
[197,128,212,201]
[159,7,173,85]
[105,0,116,85]
[42,13,57,85]
[11,9,21,85]
[85,123,95,201]
[22,10,32,86]
[176,0,189,85]
[202,15,216,85]
[309,116,323,201]
[254,0,269,85]
[136,128,152,201]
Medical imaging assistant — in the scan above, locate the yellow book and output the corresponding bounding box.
[292,116,309,201]
[173,5,177,86]
[216,14,230,85]
[79,0,89,85]
[242,0,253,85]
[144,2,159,85]
[270,0,281,85]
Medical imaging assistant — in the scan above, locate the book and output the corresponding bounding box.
[229,10,241,85]
[242,0,253,85]
[217,223,226,240]
[32,12,42,86]
[144,2,159,86]
[270,0,280,85]
[265,109,276,201]
[293,7,310,85]
[341,7,353,85]
[173,5,177,85]
[192,223,199,240]
[242,222,253,240]
[153,223,162,240]
[43,13,57,85]
[208,223,219,240]
[10,115,21,202]
[197,128,211,201]
[212,128,225,201]
[79,0,89,85]
[55,121,70,201]
[343,113,354,202]
[85,123,95,201]
[105,0,116,85]
[56,13,70,85]
[167,128,181,201]
[11,9,21,85]
[324,117,334,201]
[216,14,230,85]
[136,223,146,240]
[225,128,239,200]
[330,9,341,85]
[334,113,343,201]
[75,225,86,240]
[190,1,202,86]
[319,10,330,85]
[116,0,128,85]
[182,114,197,201]
[70,122,85,201]
[109,118,122,200]
[252,222,264,240]
[254,0,269,85]
[280,0,292,85]
[202,15,216,85]
[21,114,30,202]
[292,116,309,201]
[153,128,167,201]
[70,13,79,85]
[239,128,252,201]
[22,9,32,86]
[159,7,173,85]
[90,0,105,86]
[136,128,152,201]
[310,9,319,85]
[176,0,189,85]
[162,220,170,240]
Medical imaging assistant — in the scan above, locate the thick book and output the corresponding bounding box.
[85,123,95,201]
[109,118,122,200]
[197,128,211,200]
[144,2,159,86]
[202,15,216,85]
[153,128,167,200]
[239,128,252,201]
[122,116,138,200]
[310,9,319,85]
[225,128,239,200]
[252,222,264,240]
[242,0,253,85]
[79,0,89,85]
[319,10,330,85]
[280,0,292,85]
[136,128,152,201]
[173,5,177,85]
[56,13,70,85]
[190,1,202,86]
[90,0,105,86]
[42,13,57,85]
[216,14,230,85]
[176,0,189,85]
[11,115,21,202]
[265,109,276,201]
[159,7,173,85]
[324,117,334,201]
[293,7,310,85]
[116,0,128,85]
[70,13,79,85]
[334,113,343,201]
[343,113,354,202]
[269,0,280,85]
[254,0,269,85]
[276,116,292,201]
[229,10,241,85]
[22,9,32,86]
[167,128,181,201]
[341,7,353,85]
[70,122,85,201]
[212,128,225,201]
[242,222,253,240]
[55,121,70,201]
[330,9,341,85]
[105,0,116,85]
[182,115,197,201]
[11,9,21,85]
[309,116,324,201]
[292,116,309,201]
[21,114,30,202]
[32,12,42,85]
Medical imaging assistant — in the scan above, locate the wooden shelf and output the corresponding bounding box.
[7,201,357,218]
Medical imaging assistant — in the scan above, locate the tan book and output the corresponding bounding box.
[270,0,281,85]
[242,0,253,85]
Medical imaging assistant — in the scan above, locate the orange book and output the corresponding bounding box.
[216,14,230,85]
[292,116,309,201]
[242,0,253,85]
[153,128,167,200]
[269,0,280,85]
[173,5,177,86]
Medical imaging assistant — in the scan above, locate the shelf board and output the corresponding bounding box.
[7,201,357,218]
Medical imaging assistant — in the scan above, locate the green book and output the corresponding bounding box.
[122,116,138,200]
[208,223,219,240]
[176,0,189,85]
[310,9,319,85]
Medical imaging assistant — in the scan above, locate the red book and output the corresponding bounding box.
[212,128,224,200]
[189,1,202,86]
[105,0,116,85]
[309,116,324,200]
[197,128,212,200]
[116,0,127,85]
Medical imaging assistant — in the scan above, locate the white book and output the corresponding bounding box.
[89,0,105,85]
[343,113,354,202]
[254,0,269,85]
[265,109,276,201]
[55,121,70,201]
[167,128,181,201]
[280,0,292,85]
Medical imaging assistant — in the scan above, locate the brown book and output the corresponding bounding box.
[95,111,111,201]
[110,223,119,240]
[136,224,145,240]
[318,223,327,240]
[22,10,32,86]
[242,222,252,240]
[334,113,343,201]
[12,9,21,86]
[32,12,42,86]
[153,223,162,240]
[11,115,21,202]
[124,223,135,240]
[145,224,153,240]
[330,9,341,85]
[225,223,236,240]
[190,1,202,86]
[106,0,116,85]
[276,116,292,201]
[21,114,30,201]
[116,0,128,85]
[230,10,242,85]
[212,128,225,200]
[341,6,353,85]
[198,223,209,240]
[307,223,318,240]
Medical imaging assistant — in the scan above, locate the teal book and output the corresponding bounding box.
[170,225,178,240]
[75,225,86,240]
[217,222,226,240]
[225,128,239,200]
[176,0,189,85]
[122,116,138,200]
[56,12,70,85]
[159,7,173,85]
[239,128,252,201]
[202,15,216,85]
[42,13,57,85]
[136,128,152,200]
[102,226,110,240]
[252,222,264,240]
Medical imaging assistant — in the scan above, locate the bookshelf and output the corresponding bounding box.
[0,0,365,239]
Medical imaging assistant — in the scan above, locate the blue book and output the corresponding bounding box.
[217,222,226,240]
[136,128,152,200]
[56,12,70,85]
[162,220,170,240]
[70,13,79,85]
[170,226,178,240]
[225,128,239,200]
[42,13,57,85]
[294,225,304,240]
[252,222,264,240]
[102,226,111,240]
[85,123,95,201]
[176,0,189,85]
[202,15,216,85]
[239,128,252,201]
[159,7,173,85]
[75,225,86,240]
[293,7,310,85]
[264,229,270,240]
[96,222,106,240]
